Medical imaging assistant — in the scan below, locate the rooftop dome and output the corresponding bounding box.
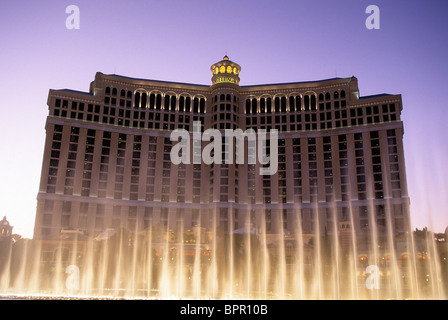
[0,216,12,237]
[0,216,10,227]
[210,55,241,85]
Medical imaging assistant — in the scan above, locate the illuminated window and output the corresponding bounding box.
[252,98,257,114]
[227,66,232,73]
[233,67,238,75]
[134,92,140,108]
[304,95,310,111]
[200,98,205,113]
[156,94,162,110]
[149,94,155,109]
[220,66,225,73]
[311,95,316,110]
[245,99,251,114]
[179,96,184,112]
[164,95,170,110]
[185,96,191,112]
[141,92,147,108]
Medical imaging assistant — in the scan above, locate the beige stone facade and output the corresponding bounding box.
[34,56,410,240]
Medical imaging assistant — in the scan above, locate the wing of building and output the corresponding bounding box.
[33,56,410,240]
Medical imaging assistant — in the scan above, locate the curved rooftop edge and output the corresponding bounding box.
[99,72,210,88]
[240,77,348,88]
[57,89,93,95]
[97,73,355,90]
[48,71,400,105]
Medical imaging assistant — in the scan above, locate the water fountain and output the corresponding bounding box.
[0,207,446,300]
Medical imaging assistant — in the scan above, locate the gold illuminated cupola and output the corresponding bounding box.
[211,55,241,86]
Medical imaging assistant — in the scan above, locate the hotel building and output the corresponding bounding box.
[33,56,410,241]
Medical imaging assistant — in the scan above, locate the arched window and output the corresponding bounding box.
[260,98,266,113]
[149,94,155,109]
[319,93,324,102]
[220,94,225,101]
[170,96,177,111]
[227,66,232,73]
[274,97,280,113]
[281,97,287,112]
[127,91,132,99]
[296,96,302,111]
[334,91,339,99]
[245,99,251,114]
[185,96,191,112]
[311,95,316,110]
[325,92,331,100]
[220,66,225,73]
[120,89,126,97]
[134,92,140,108]
[289,96,295,112]
[112,88,117,96]
[165,95,170,110]
[267,98,272,113]
[341,90,346,98]
[252,98,257,114]
[226,94,231,101]
[141,92,147,108]
[193,97,199,113]
[156,94,162,110]
[200,98,205,113]
[304,95,310,111]
[105,87,111,95]
[179,96,185,112]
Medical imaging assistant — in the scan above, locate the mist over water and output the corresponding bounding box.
[0,205,446,300]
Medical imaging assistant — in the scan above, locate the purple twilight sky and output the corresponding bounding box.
[0,0,447,238]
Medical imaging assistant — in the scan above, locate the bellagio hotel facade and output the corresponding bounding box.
[33,56,410,240]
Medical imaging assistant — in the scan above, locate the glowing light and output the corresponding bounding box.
[215,76,237,84]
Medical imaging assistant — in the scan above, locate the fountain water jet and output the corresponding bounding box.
[0,207,446,300]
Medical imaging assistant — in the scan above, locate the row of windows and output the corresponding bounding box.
[213,93,239,103]
[105,87,132,98]
[39,199,405,235]
[245,104,398,131]
[243,131,402,204]
[133,93,206,114]
[105,86,207,114]
[53,96,399,135]
[212,65,239,75]
[48,127,209,202]
[47,124,403,203]
[41,200,170,232]
[245,90,346,114]
[53,99,206,131]
[103,88,347,114]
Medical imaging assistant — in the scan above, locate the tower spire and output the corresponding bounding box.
[210,56,241,85]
